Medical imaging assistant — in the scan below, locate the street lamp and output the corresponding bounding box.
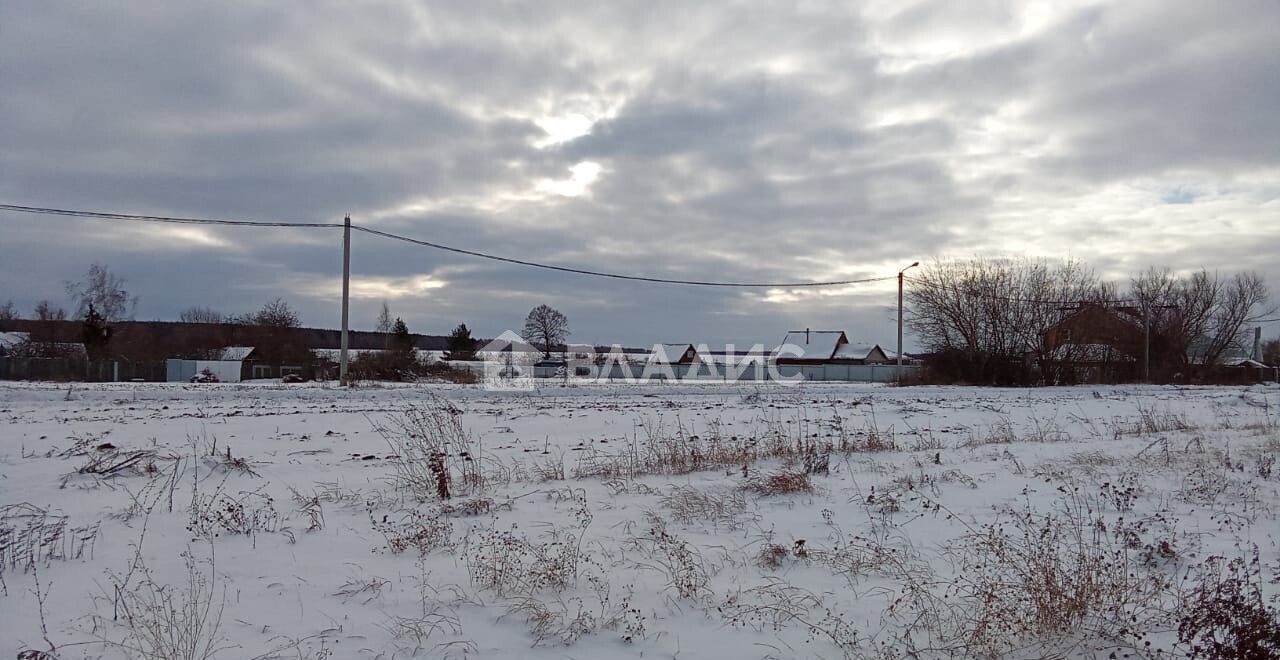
[897,262,919,381]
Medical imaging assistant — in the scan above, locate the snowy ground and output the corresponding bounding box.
[2,381,1278,659]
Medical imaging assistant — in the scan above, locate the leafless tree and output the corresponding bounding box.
[376,301,393,347]
[1264,339,1280,367]
[65,263,137,321]
[1129,268,1271,369]
[236,298,300,328]
[907,257,1105,383]
[179,306,223,324]
[0,300,17,321]
[1203,271,1270,364]
[33,300,67,321]
[522,304,570,358]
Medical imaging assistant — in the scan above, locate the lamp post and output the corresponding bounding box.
[897,262,919,381]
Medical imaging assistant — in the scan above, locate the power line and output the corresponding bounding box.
[351,225,894,288]
[1,202,896,289]
[0,203,343,228]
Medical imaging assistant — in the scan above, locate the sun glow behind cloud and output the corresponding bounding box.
[535,161,603,198]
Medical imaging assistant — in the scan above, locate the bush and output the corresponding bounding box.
[1177,549,1280,659]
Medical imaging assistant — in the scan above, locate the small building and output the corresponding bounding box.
[166,346,254,383]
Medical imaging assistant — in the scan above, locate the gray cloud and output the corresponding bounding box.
[2,0,1277,347]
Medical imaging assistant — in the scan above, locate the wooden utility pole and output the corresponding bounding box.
[340,215,351,385]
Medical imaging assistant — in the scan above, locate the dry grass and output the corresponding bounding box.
[659,485,749,529]
[371,396,485,501]
[741,469,814,496]
[1,503,101,587]
[371,507,454,555]
[101,549,230,660]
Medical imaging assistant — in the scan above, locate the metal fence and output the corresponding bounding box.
[0,358,167,382]
[528,362,920,382]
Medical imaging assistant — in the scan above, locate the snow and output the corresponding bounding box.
[0,331,30,349]
[1049,343,1138,361]
[832,342,881,361]
[313,347,388,361]
[1,381,1278,659]
[217,346,256,361]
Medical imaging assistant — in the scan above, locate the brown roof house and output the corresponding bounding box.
[1042,304,1143,383]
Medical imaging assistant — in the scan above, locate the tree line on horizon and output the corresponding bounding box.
[907,258,1278,384]
[0,264,574,377]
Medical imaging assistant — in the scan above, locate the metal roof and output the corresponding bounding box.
[775,330,846,360]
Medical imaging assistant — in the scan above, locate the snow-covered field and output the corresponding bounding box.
[2,381,1278,659]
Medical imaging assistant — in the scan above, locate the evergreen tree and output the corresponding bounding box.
[389,318,414,357]
[444,323,476,361]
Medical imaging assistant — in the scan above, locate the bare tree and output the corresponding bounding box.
[65,263,137,321]
[1202,271,1270,364]
[522,304,570,359]
[375,301,393,348]
[0,300,17,321]
[33,300,68,321]
[375,301,393,333]
[907,257,1105,384]
[242,298,300,328]
[1129,268,1272,370]
[1264,339,1280,367]
[179,306,223,324]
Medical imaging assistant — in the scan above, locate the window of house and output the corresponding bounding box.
[575,366,591,376]
[252,365,272,379]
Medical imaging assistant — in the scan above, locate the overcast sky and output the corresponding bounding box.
[2,1,1277,347]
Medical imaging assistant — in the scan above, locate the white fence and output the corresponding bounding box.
[525,362,919,382]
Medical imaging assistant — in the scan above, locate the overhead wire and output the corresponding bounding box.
[0,203,343,228]
[1,203,895,289]
[350,224,895,288]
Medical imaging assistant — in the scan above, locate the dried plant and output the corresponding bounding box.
[742,469,814,496]
[371,396,485,500]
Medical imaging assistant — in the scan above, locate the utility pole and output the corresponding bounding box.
[340,215,351,385]
[897,262,919,381]
[1143,305,1150,383]
[1143,303,1177,383]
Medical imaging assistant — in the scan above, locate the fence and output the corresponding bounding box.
[0,358,167,382]
[527,361,919,383]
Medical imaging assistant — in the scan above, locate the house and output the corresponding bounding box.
[1042,304,1144,383]
[0,331,87,359]
[831,343,891,365]
[649,343,699,365]
[0,332,29,357]
[1043,304,1144,358]
[773,330,849,364]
